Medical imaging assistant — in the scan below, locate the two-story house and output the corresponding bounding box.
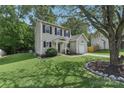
[35,19,88,56]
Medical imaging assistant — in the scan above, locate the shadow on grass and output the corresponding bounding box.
[0,53,36,65]
[0,56,122,88]
[0,60,110,88]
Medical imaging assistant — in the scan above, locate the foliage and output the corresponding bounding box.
[55,5,124,65]
[78,6,124,65]
[46,48,57,57]
[0,5,56,54]
[33,6,56,23]
[62,17,88,36]
[0,6,33,54]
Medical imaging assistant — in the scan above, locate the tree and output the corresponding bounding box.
[78,6,124,66]
[61,17,88,36]
[0,5,56,54]
[55,5,124,68]
[30,6,56,25]
[0,6,33,54]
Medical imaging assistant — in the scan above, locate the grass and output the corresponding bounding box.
[0,53,124,87]
[91,49,124,56]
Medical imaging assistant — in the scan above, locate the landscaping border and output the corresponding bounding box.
[85,62,124,83]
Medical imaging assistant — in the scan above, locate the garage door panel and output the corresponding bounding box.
[79,43,85,54]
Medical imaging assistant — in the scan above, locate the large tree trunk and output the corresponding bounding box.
[109,38,120,65]
[106,38,121,75]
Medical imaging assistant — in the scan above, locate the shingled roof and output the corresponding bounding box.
[71,35,81,41]
[70,34,89,42]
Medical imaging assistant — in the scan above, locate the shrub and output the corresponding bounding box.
[46,48,57,57]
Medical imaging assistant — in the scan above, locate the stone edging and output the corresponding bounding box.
[85,62,124,82]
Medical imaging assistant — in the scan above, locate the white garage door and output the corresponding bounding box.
[79,43,85,54]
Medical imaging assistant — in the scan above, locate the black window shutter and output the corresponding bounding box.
[50,26,52,34]
[49,42,52,47]
[43,41,46,47]
[43,24,45,33]
[60,29,62,36]
[55,28,57,35]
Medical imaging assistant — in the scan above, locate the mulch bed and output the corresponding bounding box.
[87,61,124,77]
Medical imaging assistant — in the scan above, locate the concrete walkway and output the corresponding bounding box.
[83,53,110,58]
[60,53,110,58]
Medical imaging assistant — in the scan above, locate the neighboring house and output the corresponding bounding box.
[91,32,109,49]
[91,32,124,50]
[35,19,88,55]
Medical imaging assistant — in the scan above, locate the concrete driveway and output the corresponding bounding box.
[83,53,110,58]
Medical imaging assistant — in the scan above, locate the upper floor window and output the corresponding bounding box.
[55,27,62,36]
[57,28,61,35]
[43,24,52,34]
[64,30,70,37]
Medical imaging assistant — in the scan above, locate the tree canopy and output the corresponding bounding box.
[0,5,56,54]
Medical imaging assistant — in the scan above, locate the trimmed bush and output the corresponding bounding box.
[46,48,57,57]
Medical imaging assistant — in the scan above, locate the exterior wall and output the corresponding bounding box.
[35,21,43,55]
[70,41,76,53]
[91,34,109,49]
[42,25,70,54]
[35,20,71,55]
[35,20,88,55]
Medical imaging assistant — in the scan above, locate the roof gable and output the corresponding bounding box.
[70,34,89,42]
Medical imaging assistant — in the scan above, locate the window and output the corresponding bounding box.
[46,25,50,33]
[43,41,46,47]
[57,28,61,35]
[55,28,62,36]
[60,29,62,36]
[46,42,49,47]
[64,30,68,37]
[49,42,52,47]
[64,30,66,37]
[64,30,70,37]
[42,24,51,34]
[68,31,70,37]
[43,41,52,48]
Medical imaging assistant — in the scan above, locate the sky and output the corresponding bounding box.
[53,6,95,33]
[52,6,68,24]
[24,6,95,33]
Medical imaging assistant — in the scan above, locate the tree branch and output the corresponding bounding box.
[116,6,124,41]
[116,10,121,22]
[79,6,109,38]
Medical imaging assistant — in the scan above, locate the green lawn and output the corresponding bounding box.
[0,53,124,88]
[91,49,124,56]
